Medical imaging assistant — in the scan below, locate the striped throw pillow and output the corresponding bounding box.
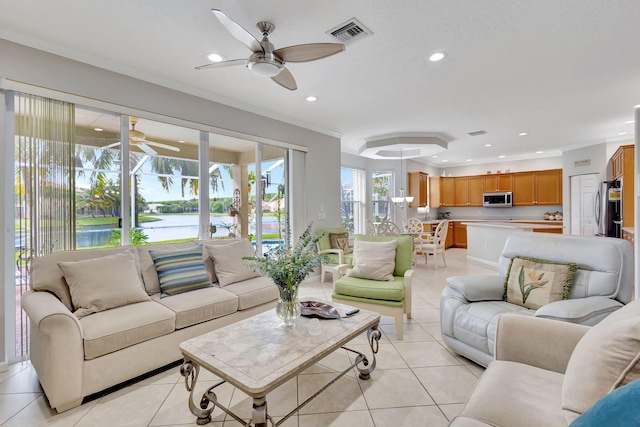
[149,246,211,297]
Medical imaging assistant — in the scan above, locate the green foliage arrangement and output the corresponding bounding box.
[108,228,150,247]
[243,223,327,299]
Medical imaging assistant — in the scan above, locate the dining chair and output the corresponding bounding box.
[365,219,377,235]
[377,218,401,236]
[419,219,449,268]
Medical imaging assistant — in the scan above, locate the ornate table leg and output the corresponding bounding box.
[356,326,381,380]
[252,396,269,427]
[180,360,215,425]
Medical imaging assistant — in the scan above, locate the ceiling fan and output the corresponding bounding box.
[195,9,345,90]
[103,119,180,156]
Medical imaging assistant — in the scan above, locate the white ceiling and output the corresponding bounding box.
[1,0,639,166]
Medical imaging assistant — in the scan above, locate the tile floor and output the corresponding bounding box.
[0,248,496,427]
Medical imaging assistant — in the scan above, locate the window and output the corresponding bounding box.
[341,167,366,234]
[371,170,393,222]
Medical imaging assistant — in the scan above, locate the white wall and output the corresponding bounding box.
[0,39,342,365]
[442,156,562,177]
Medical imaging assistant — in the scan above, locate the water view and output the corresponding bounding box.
[75,214,283,248]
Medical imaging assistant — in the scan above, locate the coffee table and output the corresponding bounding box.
[179,300,381,426]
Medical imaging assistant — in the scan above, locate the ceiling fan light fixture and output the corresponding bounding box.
[248,54,284,77]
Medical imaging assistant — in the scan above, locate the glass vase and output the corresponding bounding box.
[276,285,301,328]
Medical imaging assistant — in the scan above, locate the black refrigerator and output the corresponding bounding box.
[595,180,622,237]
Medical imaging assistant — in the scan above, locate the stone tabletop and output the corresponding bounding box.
[179,300,380,397]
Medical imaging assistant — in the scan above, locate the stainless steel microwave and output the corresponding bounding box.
[483,192,512,207]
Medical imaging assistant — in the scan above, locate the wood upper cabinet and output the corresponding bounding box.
[408,172,428,208]
[454,176,483,206]
[609,145,632,180]
[430,176,455,207]
[483,174,513,192]
[512,169,562,206]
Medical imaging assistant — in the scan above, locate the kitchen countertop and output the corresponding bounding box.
[421,218,563,225]
[463,221,563,230]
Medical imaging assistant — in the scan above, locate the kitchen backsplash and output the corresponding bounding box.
[416,205,563,220]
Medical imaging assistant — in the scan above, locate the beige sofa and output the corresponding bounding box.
[451,299,640,426]
[21,238,279,413]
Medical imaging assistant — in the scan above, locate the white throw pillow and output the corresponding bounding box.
[58,249,150,318]
[347,239,398,281]
[205,239,262,287]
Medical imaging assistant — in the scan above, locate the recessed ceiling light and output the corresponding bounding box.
[207,53,225,62]
[306,96,318,102]
[442,159,448,163]
[498,155,506,158]
[536,151,543,154]
[617,132,628,136]
[428,51,447,62]
[634,104,640,109]
[518,132,528,136]
[178,140,185,143]
[466,159,472,162]
[625,120,635,124]
[432,155,438,158]
[94,127,103,132]
[484,143,492,147]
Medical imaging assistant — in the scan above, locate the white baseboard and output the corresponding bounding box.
[0,361,8,373]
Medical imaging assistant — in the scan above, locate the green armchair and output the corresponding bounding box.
[332,234,413,340]
[315,227,354,284]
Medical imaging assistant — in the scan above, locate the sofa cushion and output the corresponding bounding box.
[334,275,404,303]
[149,246,211,296]
[569,379,640,427]
[504,256,577,310]
[457,360,567,427]
[137,242,202,295]
[31,245,139,311]
[348,239,398,281]
[220,276,279,310]
[201,238,243,284]
[152,287,238,329]
[205,239,262,287]
[58,249,151,318]
[562,300,640,423]
[80,300,175,360]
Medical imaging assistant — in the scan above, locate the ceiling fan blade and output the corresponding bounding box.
[271,68,297,91]
[195,59,246,70]
[211,9,262,53]
[144,140,181,152]
[103,142,122,149]
[135,142,158,156]
[274,43,345,63]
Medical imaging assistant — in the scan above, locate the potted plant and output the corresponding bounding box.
[243,223,326,327]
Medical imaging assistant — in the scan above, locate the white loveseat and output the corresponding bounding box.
[21,238,279,413]
[441,233,634,367]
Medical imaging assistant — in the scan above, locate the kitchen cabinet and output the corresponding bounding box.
[483,174,512,192]
[609,145,634,228]
[408,172,428,208]
[429,176,455,207]
[454,176,484,207]
[623,229,634,248]
[512,169,562,206]
[453,221,467,247]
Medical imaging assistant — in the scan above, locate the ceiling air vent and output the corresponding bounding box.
[468,130,487,136]
[327,18,372,44]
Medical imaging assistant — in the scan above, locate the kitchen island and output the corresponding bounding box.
[464,221,564,265]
